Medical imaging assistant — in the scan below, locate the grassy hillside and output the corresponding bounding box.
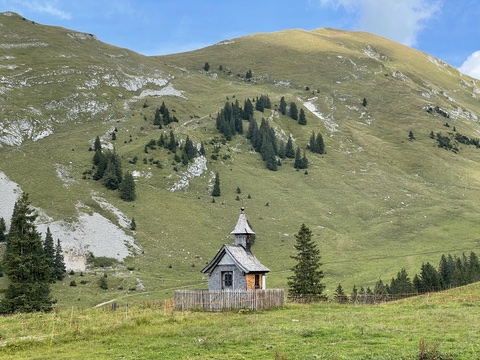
[1,13,480,307]
[1,283,480,359]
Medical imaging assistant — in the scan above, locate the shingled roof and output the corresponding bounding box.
[201,244,270,274]
[230,207,255,235]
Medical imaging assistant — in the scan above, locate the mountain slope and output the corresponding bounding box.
[1,13,480,306]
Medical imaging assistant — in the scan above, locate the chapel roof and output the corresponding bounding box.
[200,244,270,274]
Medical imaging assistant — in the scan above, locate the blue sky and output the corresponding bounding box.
[1,0,479,79]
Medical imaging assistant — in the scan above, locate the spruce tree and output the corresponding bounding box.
[0,217,6,243]
[119,172,136,201]
[212,172,221,197]
[287,223,326,302]
[43,227,55,282]
[334,283,348,303]
[53,239,66,281]
[289,102,298,120]
[1,194,54,313]
[298,108,307,125]
[285,135,295,158]
[94,135,102,152]
[279,96,287,115]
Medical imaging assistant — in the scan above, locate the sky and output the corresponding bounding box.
[1,0,479,79]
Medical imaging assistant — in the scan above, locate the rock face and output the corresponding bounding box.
[0,12,173,146]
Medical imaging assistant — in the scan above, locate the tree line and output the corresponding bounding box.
[335,251,480,304]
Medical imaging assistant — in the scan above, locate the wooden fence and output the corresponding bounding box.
[174,289,285,311]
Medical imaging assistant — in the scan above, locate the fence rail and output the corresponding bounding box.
[174,289,285,311]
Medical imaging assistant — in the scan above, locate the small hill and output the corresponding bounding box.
[1,13,480,307]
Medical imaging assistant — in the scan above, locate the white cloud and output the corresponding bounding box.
[320,0,441,46]
[5,0,71,20]
[459,51,480,80]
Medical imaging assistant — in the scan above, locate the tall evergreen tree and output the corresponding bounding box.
[417,262,441,292]
[1,194,54,313]
[298,108,307,125]
[102,152,123,190]
[389,268,414,296]
[43,227,55,282]
[287,224,326,302]
[119,172,136,201]
[334,283,348,303]
[289,102,298,121]
[279,96,287,115]
[53,239,66,281]
[93,135,102,152]
[0,217,6,243]
[212,172,221,197]
[285,135,295,158]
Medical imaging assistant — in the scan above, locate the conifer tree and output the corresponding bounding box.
[298,108,307,125]
[294,147,302,169]
[43,227,55,282]
[1,194,54,313]
[94,135,102,152]
[334,283,348,303]
[212,172,221,197]
[289,102,298,120]
[287,224,326,302]
[130,217,137,231]
[0,217,6,243]
[203,62,210,72]
[285,135,295,158]
[119,172,136,201]
[53,239,66,281]
[279,96,287,115]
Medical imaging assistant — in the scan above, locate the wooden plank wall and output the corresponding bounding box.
[174,289,285,311]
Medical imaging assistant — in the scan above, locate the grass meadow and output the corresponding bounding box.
[0,283,479,359]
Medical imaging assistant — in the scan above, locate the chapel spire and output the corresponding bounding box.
[230,207,255,251]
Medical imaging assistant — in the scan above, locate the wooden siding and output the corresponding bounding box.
[174,289,285,311]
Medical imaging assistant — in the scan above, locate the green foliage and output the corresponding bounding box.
[287,223,326,302]
[289,101,298,120]
[285,135,295,158]
[87,254,117,268]
[203,62,210,72]
[298,108,307,125]
[211,172,221,197]
[53,239,66,281]
[334,283,348,303]
[93,135,101,152]
[245,69,252,79]
[43,227,55,282]
[99,275,108,290]
[130,217,137,231]
[294,147,308,169]
[362,97,367,107]
[0,217,6,243]
[119,172,136,201]
[279,96,287,115]
[1,193,54,313]
[308,131,325,154]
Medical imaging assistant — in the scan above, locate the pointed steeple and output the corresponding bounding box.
[230,207,255,251]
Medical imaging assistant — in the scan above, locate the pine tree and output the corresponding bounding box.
[389,268,414,296]
[43,228,55,282]
[287,224,326,302]
[93,135,102,152]
[334,283,348,303]
[316,133,325,154]
[362,97,367,107]
[53,239,66,281]
[203,62,210,72]
[417,262,441,293]
[119,172,136,201]
[298,108,307,125]
[1,194,54,313]
[279,96,287,115]
[0,217,6,243]
[294,147,302,169]
[289,102,298,120]
[285,135,295,158]
[212,172,221,197]
[103,153,123,190]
